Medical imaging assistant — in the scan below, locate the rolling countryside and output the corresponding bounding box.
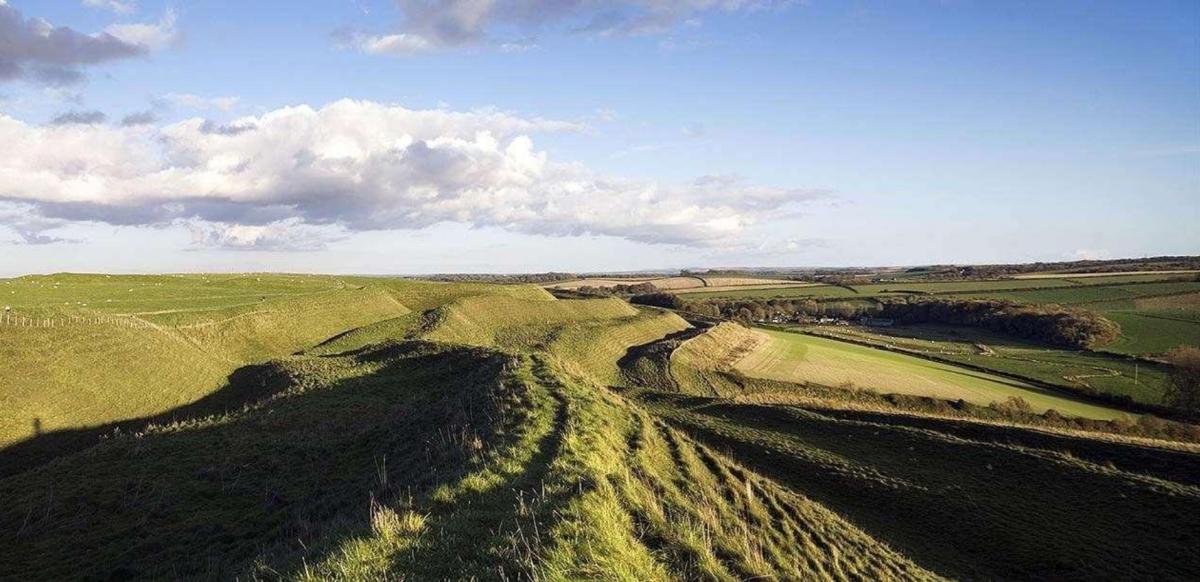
[2,1,1197,580]
[3,269,1199,580]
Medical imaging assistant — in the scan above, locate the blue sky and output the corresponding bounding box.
[0,0,1196,275]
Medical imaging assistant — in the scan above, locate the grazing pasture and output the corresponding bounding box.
[731,328,1127,419]
[805,324,1170,406]
[1102,312,1200,356]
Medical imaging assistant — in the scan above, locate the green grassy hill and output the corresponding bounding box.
[2,274,1198,581]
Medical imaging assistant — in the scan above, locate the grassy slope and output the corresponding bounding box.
[670,322,767,397]
[0,324,231,445]
[0,288,410,446]
[1103,311,1200,355]
[806,324,1171,405]
[708,326,1127,419]
[0,277,550,447]
[1,301,936,580]
[545,308,690,386]
[636,391,1200,581]
[422,295,638,349]
[4,275,1199,581]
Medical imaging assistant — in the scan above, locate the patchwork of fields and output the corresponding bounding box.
[543,275,816,293]
[678,273,1200,356]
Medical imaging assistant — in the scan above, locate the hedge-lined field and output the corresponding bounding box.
[731,328,1127,419]
[805,324,1170,406]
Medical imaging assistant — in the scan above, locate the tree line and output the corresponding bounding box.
[631,293,1120,349]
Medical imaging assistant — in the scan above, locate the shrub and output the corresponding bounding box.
[1164,346,1200,413]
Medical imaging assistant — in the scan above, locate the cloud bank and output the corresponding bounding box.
[0,99,821,249]
[0,2,175,85]
[347,0,787,55]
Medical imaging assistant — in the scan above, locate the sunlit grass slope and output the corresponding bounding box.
[737,328,1126,419]
[666,324,1126,419]
[0,340,938,580]
[421,295,638,349]
[0,275,551,446]
[0,323,231,445]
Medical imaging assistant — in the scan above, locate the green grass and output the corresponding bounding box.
[0,275,550,446]
[3,272,1198,581]
[803,324,1171,406]
[423,295,638,350]
[1103,311,1200,356]
[0,336,938,580]
[732,328,1127,419]
[951,280,1200,305]
[636,391,1200,581]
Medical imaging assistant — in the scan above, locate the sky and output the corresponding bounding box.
[0,0,1197,275]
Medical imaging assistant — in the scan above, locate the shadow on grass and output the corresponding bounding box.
[0,341,531,581]
[0,360,297,477]
[639,391,1200,581]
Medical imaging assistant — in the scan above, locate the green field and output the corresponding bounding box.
[2,273,1197,581]
[805,324,1170,405]
[730,328,1127,419]
[0,275,554,446]
[1102,311,1200,356]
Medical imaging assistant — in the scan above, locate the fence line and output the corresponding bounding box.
[0,311,157,330]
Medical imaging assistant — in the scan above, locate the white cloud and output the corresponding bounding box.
[104,9,178,51]
[82,0,137,15]
[163,92,241,112]
[0,99,823,248]
[350,32,436,55]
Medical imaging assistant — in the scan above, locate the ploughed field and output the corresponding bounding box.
[2,274,1197,581]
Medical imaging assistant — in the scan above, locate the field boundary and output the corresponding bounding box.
[759,324,1188,420]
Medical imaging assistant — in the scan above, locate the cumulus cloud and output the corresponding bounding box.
[0,2,173,85]
[0,99,823,248]
[162,92,241,112]
[346,0,788,55]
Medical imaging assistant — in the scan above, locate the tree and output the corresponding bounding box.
[1164,346,1200,413]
